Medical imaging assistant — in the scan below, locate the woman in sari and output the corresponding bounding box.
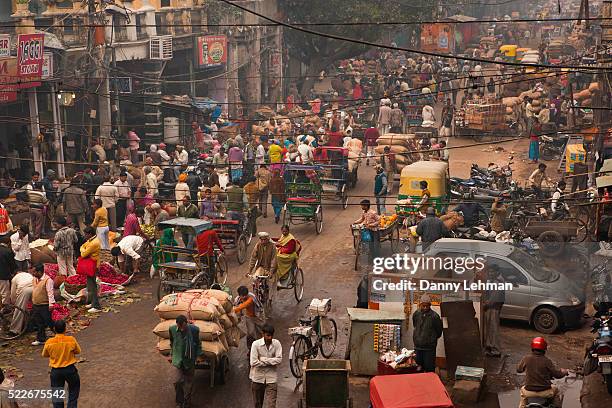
[274,225,301,284]
[152,227,178,275]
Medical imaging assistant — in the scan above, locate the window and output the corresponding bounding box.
[479,256,528,286]
[161,0,171,7]
[136,14,147,39]
[63,17,74,34]
[56,1,73,9]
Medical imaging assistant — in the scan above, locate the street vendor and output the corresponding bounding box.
[111,234,145,275]
[248,232,277,278]
[274,225,301,287]
[354,199,381,260]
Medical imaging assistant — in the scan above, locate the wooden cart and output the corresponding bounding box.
[298,359,352,408]
[523,219,585,256]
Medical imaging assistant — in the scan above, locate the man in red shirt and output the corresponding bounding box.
[364,127,380,166]
[196,228,224,282]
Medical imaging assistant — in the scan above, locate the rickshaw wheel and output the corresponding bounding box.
[215,253,228,285]
[341,190,349,210]
[315,207,323,235]
[293,267,304,302]
[237,234,248,264]
[157,280,174,301]
[390,225,400,253]
[263,297,273,321]
[282,207,288,226]
[215,354,230,385]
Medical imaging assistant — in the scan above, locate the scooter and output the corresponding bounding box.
[584,294,612,394]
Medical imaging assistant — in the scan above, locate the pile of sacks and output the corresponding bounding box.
[375,133,418,173]
[153,289,244,360]
[574,83,599,107]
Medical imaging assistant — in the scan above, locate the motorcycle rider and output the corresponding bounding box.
[517,337,568,408]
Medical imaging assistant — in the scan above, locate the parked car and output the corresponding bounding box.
[416,238,585,333]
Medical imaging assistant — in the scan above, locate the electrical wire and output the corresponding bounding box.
[217,0,612,71]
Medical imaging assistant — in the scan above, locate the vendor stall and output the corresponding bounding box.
[369,373,454,408]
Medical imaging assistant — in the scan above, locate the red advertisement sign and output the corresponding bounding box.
[17,33,45,88]
[0,58,19,103]
[420,24,454,53]
[195,35,227,68]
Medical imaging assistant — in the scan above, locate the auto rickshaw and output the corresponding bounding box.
[499,44,518,62]
[396,161,449,220]
[516,47,531,61]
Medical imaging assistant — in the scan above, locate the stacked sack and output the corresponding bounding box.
[374,133,418,174]
[153,289,245,360]
[574,83,599,107]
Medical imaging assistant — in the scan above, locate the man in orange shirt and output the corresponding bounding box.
[234,285,263,354]
[42,319,81,407]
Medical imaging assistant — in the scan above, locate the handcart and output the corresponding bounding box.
[297,359,352,408]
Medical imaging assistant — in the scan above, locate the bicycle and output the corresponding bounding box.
[288,309,338,379]
[0,304,29,340]
[249,262,305,320]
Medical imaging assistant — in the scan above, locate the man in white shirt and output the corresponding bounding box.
[174,145,189,178]
[250,324,282,408]
[297,140,313,164]
[255,141,266,167]
[10,225,30,271]
[422,104,436,127]
[10,269,34,334]
[143,166,159,197]
[551,180,569,220]
[114,172,131,227]
[95,175,119,231]
[110,235,145,275]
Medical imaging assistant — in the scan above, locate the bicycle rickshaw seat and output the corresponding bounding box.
[287,197,318,203]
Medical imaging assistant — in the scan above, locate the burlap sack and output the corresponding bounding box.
[202,340,227,358]
[219,333,230,351]
[153,319,224,341]
[155,293,221,321]
[226,325,246,347]
[203,289,233,313]
[375,145,408,155]
[157,339,171,356]
[218,313,233,330]
[183,289,226,315]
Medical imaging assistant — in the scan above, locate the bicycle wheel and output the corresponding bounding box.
[293,267,304,302]
[237,234,248,265]
[354,240,362,271]
[319,318,338,358]
[574,218,588,243]
[215,253,228,285]
[0,304,28,340]
[289,336,311,378]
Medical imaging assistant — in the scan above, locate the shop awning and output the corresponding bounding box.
[192,97,219,112]
[370,373,453,408]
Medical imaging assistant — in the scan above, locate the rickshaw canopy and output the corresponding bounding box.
[600,158,612,173]
[499,44,517,56]
[399,161,449,198]
[157,218,213,235]
[370,373,453,408]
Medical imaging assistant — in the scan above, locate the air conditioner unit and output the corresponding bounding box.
[150,36,173,60]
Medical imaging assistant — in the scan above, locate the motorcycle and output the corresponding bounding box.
[584,301,612,394]
[540,135,565,161]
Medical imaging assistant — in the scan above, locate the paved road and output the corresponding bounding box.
[13,165,377,408]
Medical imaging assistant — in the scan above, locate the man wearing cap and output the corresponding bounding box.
[412,294,443,373]
[248,232,277,278]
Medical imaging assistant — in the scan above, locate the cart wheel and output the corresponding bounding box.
[390,225,400,253]
[315,207,323,235]
[215,354,230,385]
[157,280,174,301]
[574,218,588,243]
[0,304,28,340]
[537,230,564,257]
[215,253,228,285]
[293,267,304,302]
[237,234,248,264]
[319,318,338,358]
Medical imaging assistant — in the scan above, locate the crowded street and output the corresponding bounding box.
[1,0,612,407]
